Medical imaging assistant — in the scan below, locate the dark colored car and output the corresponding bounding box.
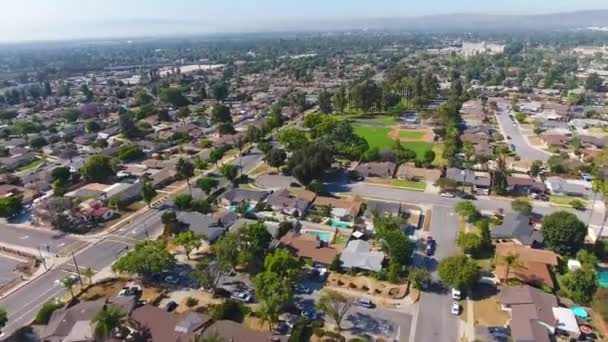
[164,301,178,312]
[426,238,437,256]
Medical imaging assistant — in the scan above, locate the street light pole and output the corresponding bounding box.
[71,250,84,287]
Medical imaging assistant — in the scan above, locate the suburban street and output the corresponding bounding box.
[413,205,460,342]
[495,110,551,162]
[0,151,264,336]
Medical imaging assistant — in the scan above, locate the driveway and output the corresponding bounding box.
[495,110,550,162]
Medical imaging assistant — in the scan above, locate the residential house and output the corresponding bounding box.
[201,319,286,341]
[279,231,339,265]
[0,152,36,170]
[311,196,363,225]
[149,167,177,188]
[79,199,116,222]
[445,168,492,194]
[494,243,559,289]
[491,213,543,247]
[177,212,228,243]
[545,176,592,199]
[101,182,143,203]
[498,285,557,342]
[130,304,211,342]
[43,296,135,342]
[395,164,442,183]
[340,240,385,272]
[65,183,109,199]
[520,101,542,113]
[506,176,547,195]
[354,161,397,178]
[230,218,281,239]
[363,200,402,231]
[219,188,269,207]
[265,189,316,217]
[540,134,570,148]
[579,135,608,149]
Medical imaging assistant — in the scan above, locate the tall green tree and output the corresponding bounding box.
[317,290,354,331]
[438,255,480,291]
[318,89,333,114]
[81,155,114,183]
[175,231,202,260]
[112,240,176,276]
[219,164,239,185]
[141,180,157,208]
[197,177,219,195]
[160,87,189,107]
[176,158,195,194]
[542,211,586,256]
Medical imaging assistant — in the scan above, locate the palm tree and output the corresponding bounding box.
[92,306,126,340]
[498,253,524,283]
[588,179,602,228]
[61,275,78,299]
[82,267,95,285]
[257,302,279,331]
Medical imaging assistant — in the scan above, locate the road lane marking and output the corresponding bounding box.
[19,235,29,239]
[5,287,65,331]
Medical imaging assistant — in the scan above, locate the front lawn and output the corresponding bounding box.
[549,195,587,207]
[390,179,426,191]
[17,157,46,171]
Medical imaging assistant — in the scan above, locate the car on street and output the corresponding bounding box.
[457,192,476,200]
[440,192,455,198]
[355,298,374,308]
[452,288,462,300]
[510,144,516,151]
[164,301,178,312]
[231,291,253,303]
[451,302,460,315]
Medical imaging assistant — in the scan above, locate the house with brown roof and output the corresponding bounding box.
[311,196,363,224]
[265,188,316,217]
[498,285,558,342]
[395,164,441,183]
[130,304,212,342]
[354,161,397,178]
[279,231,339,265]
[201,320,286,342]
[540,133,569,148]
[506,175,547,195]
[494,243,559,289]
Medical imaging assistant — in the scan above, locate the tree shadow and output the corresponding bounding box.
[345,311,395,337]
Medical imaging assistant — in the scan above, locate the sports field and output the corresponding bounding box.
[353,125,433,160]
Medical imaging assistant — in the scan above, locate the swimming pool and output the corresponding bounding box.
[329,219,353,229]
[305,231,332,243]
[226,205,254,213]
[598,268,608,288]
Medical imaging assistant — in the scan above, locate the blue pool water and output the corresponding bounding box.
[330,219,352,229]
[227,205,254,213]
[306,231,331,242]
[598,268,608,288]
[572,306,588,319]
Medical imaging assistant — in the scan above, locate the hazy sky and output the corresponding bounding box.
[1,0,608,42]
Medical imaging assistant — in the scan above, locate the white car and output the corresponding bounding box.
[440,192,455,198]
[231,291,253,303]
[451,288,461,300]
[451,302,460,315]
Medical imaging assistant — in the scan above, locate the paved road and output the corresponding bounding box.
[495,110,550,162]
[0,151,264,337]
[413,205,460,342]
[0,224,88,257]
[329,181,603,227]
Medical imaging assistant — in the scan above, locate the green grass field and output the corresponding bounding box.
[390,179,426,191]
[399,131,425,139]
[353,125,432,160]
[17,158,46,172]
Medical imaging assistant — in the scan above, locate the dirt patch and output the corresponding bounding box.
[526,135,544,148]
[471,284,509,327]
[79,278,127,301]
[326,273,409,305]
[388,127,434,143]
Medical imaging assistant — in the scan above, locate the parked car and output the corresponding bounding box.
[231,291,253,303]
[294,284,312,294]
[506,136,512,140]
[451,302,460,315]
[164,301,178,312]
[164,275,179,285]
[301,309,319,320]
[440,192,455,198]
[426,237,436,256]
[355,298,374,308]
[510,144,516,151]
[457,192,476,200]
[451,288,462,300]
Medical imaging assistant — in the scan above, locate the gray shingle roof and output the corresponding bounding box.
[491,213,543,246]
[340,240,385,272]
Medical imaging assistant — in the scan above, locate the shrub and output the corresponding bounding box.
[211,300,249,322]
[185,297,199,307]
[35,300,64,324]
[570,199,585,210]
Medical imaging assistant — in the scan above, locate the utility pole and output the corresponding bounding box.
[71,250,84,287]
[38,245,47,270]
